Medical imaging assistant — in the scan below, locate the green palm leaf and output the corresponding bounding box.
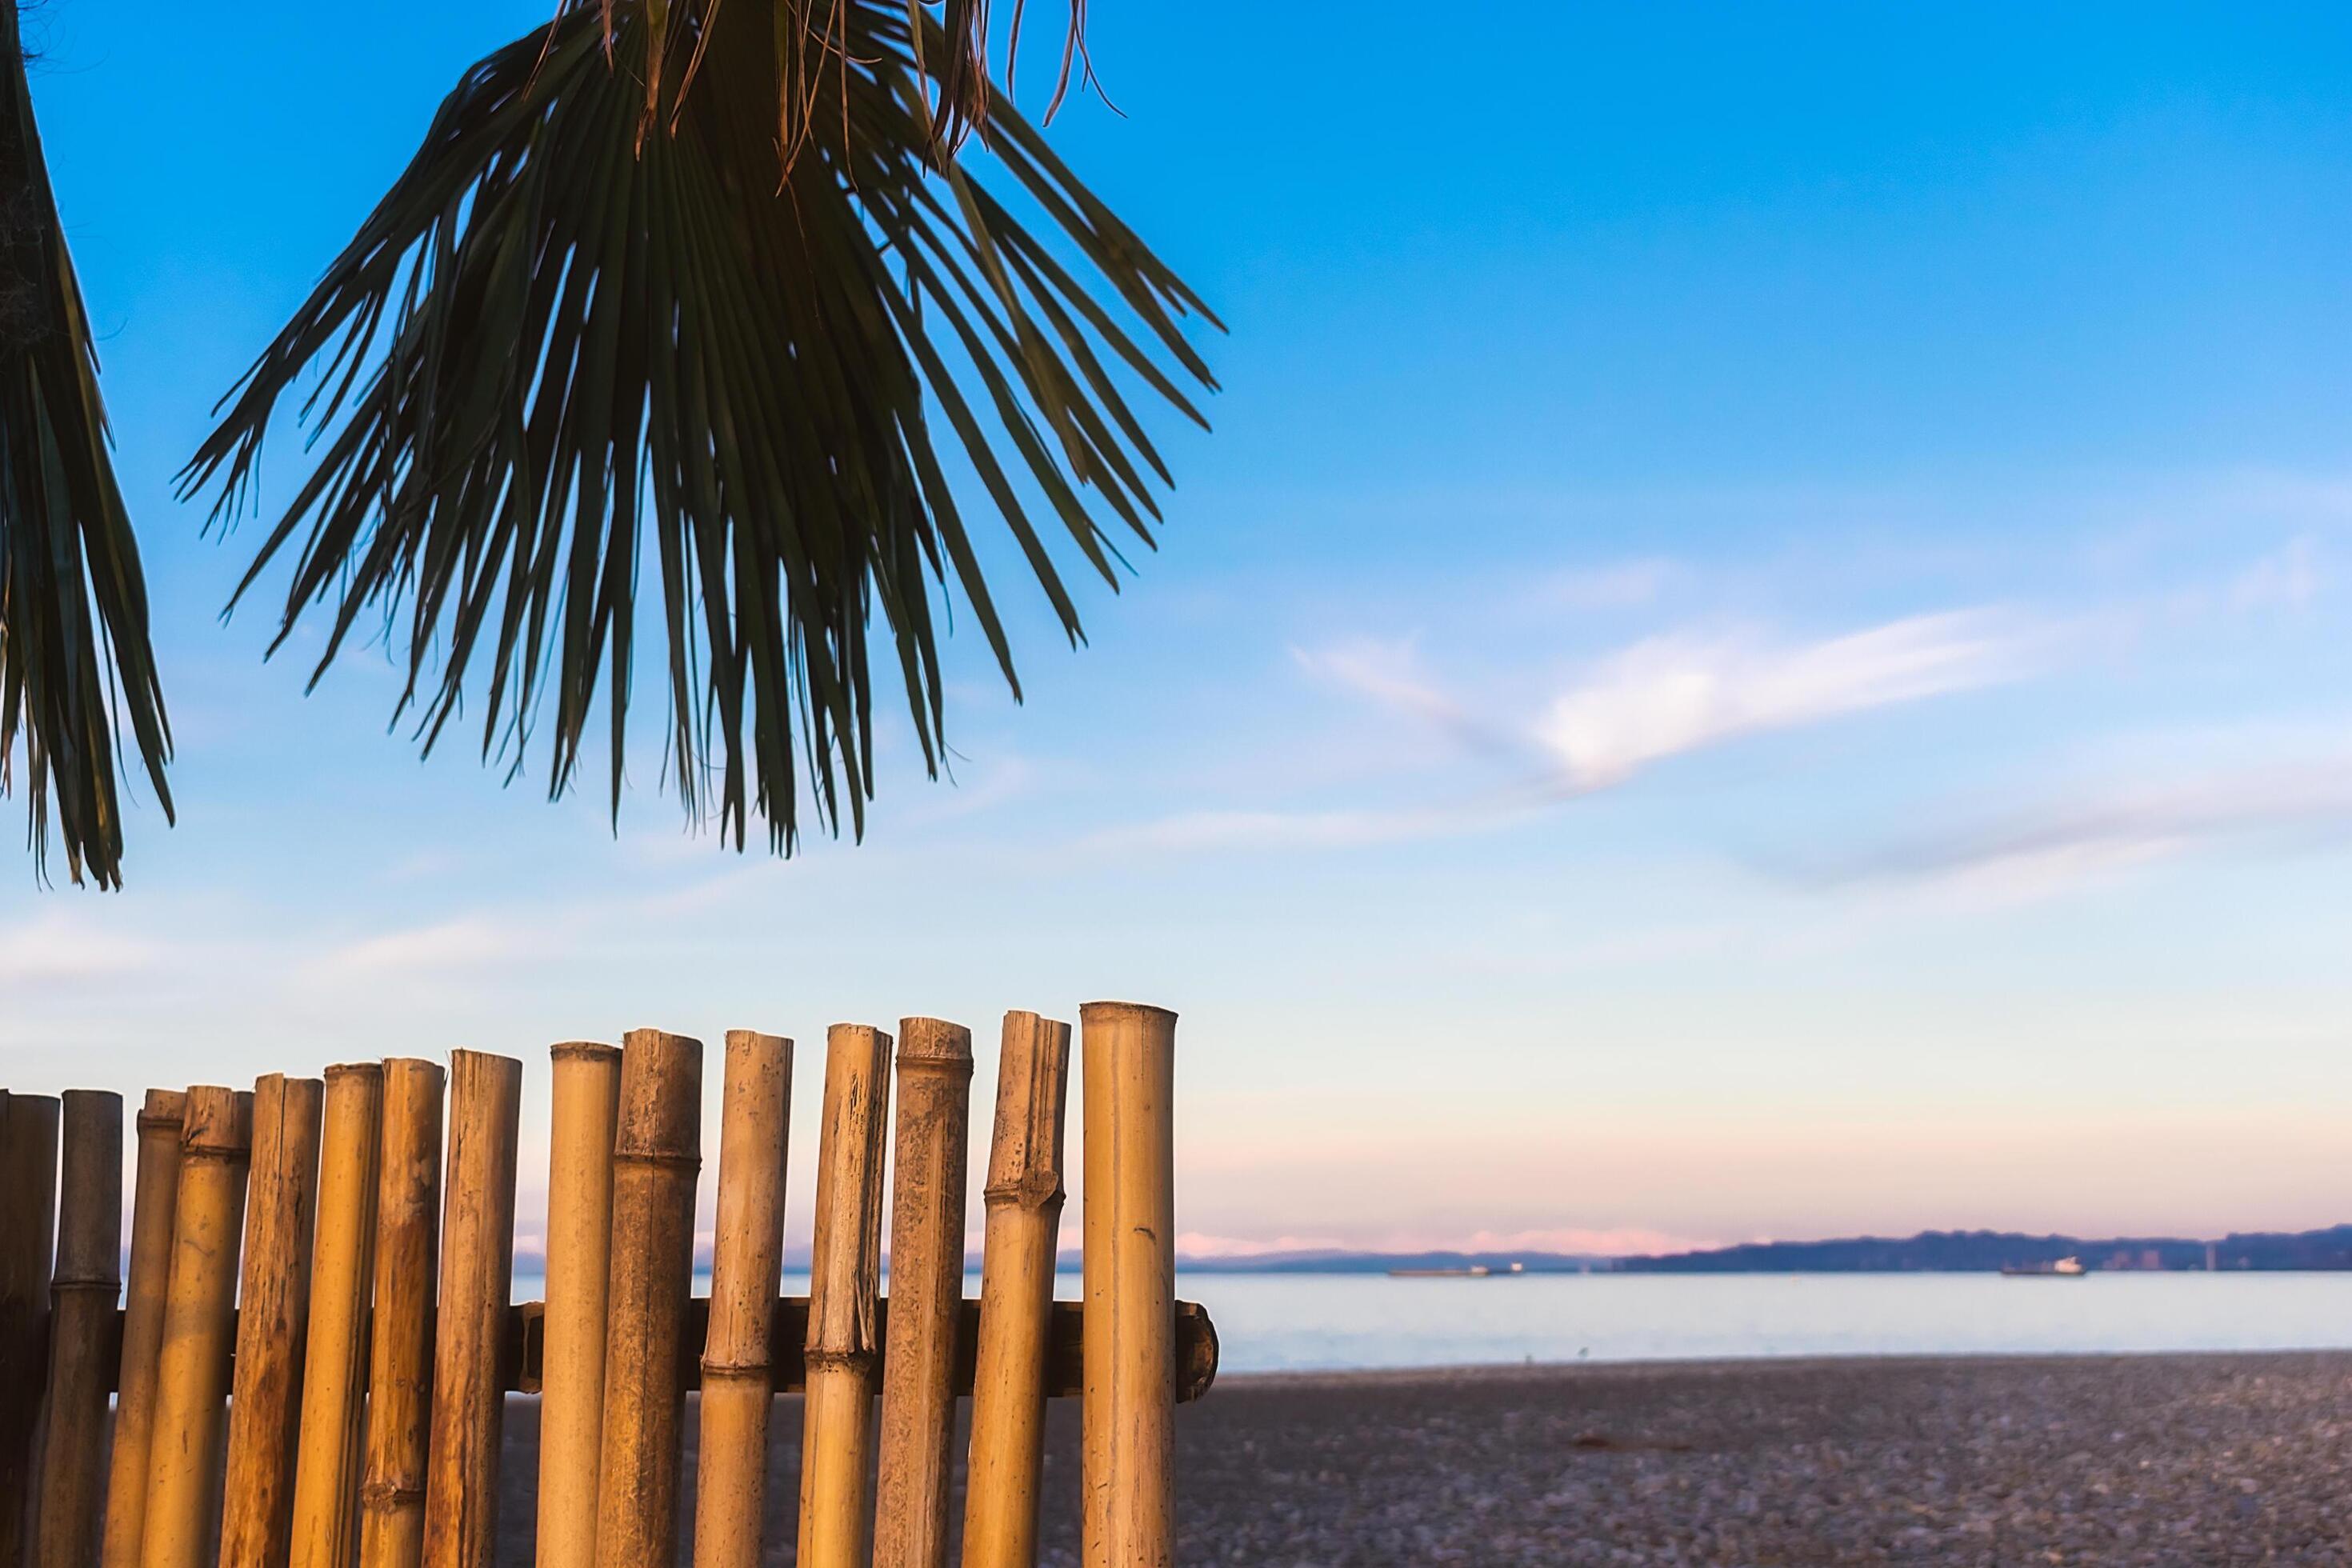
[0,3,174,887]
[184,0,1214,854]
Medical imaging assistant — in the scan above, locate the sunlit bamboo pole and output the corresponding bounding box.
[796,1024,894,1568]
[138,1085,253,1568]
[960,1013,1072,1568]
[288,1064,383,1568]
[0,1090,61,1568]
[34,1090,123,1568]
[1079,1002,1178,1568]
[537,1042,620,1568]
[100,1090,185,1568]
[691,1031,792,1568]
[222,1074,326,1568]
[591,1030,702,1568]
[422,1051,522,1568]
[357,1060,445,1568]
[874,1018,974,1568]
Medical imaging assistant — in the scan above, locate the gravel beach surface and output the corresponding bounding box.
[494,1351,2352,1564]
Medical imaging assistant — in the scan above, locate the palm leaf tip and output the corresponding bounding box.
[184,0,1214,858]
[0,14,174,889]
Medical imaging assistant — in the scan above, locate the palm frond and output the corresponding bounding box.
[182,0,1214,855]
[0,5,173,888]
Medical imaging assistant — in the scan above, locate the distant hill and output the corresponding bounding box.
[1143,1224,2352,1274]
[1615,1224,2352,1273]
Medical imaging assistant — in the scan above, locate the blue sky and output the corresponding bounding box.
[6,2,2352,1255]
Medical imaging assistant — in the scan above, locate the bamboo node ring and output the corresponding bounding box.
[611,1149,702,1170]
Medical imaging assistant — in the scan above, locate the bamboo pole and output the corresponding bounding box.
[222,1075,326,1568]
[138,1086,253,1568]
[874,1019,974,1568]
[422,1052,522,1568]
[34,1090,123,1568]
[0,1090,59,1568]
[288,1065,384,1568]
[357,1059,445,1568]
[691,1031,792,1568]
[796,1024,893,1568]
[1078,1002,1178,1568]
[99,1090,185,1568]
[537,1042,620,1568]
[591,1030,702,1568]
[0,1090,60,1568]
[960,1013,1072,1568]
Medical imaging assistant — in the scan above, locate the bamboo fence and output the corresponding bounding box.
[6,997,1198,1568]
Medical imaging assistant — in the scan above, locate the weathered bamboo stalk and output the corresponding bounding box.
[357,1060,445,1568]
[138,1085,253,1568]
[222,1074,326,1568]
[796,1024,894,1568]
[961,1013,1073,1568]
[34,1090,123,1568]
[1079,1003,1178,1568]
[100,1090,186,1568]
[875,1018,974,1568]
[288,1065,384,1568]
[591,1030,702,1568]
[0,1090,60,1568]
[537,1042,620,1568]
[691,1031,793,1568]
[422,1051,522,1568]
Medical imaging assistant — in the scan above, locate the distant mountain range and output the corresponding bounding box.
[1158,1226,2352,1274]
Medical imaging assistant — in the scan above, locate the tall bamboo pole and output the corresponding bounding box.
[422,1051,522,1568]
[960,1013,1072,1568]
[591,1030,702,1568]
[357,1060,445,1568]
[222,1075,326,1568]
[796,1024,893,1568]
[288,1065,384,1568]
[138,1086,253,1568]
[0,1090,60,1568]
[691,1031,792,1568]
[1079,1002,1178,1568]
[874,1019,974,1568]
[538,1042,620,1568]
[34,1090,123,1568]
[100,1090,185,1568]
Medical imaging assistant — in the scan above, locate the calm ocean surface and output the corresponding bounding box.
[510,1269,2352,1375]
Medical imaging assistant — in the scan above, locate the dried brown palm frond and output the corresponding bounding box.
[183,0,1214,855]
[0,2,173,886]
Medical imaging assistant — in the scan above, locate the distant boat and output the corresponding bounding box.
[2000,1256,2087,1278]
[1386,1262,1527,1278]
[1390,1264,1490,1278]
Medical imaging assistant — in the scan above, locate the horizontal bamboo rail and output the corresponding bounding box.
[80,1295,1216,1402]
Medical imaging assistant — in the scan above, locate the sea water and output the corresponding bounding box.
[508,1268,2352,1375]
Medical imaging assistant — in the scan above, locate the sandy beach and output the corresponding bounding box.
[491,1350,2352,1564]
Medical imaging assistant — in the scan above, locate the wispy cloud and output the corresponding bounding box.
[1813,750,2352,900]
[0,913,164,985]
[303,915,541,986]
[1535,610,2038,788]
[2229,535,2322,613]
